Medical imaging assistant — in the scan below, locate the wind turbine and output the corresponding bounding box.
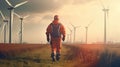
[85,20,94,44]
[70,23,80,43]
[5,0,28,43]
[98,0,109,44]
[0,11,8,43]
[67,34,70,43]
[68,27,72,43]
[14,12,29,44]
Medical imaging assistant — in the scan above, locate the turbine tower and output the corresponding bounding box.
[70,23,80,43]
[0,11,8,43]
[5,0,28,43]
[103,8,109,44]
[14,12,29,44]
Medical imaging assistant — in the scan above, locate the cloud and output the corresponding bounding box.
[72,0,95,5]
[0,0,71,14]
[0,0,95,14]
[41,14,53,20]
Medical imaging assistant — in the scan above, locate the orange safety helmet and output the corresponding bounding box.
[54,15,59,20]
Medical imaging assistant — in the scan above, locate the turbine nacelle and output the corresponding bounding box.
[8,7,15,10]
[20,18,23,20]
[103,8,109,11]
[85,27,88,29]
[3,20,8,22]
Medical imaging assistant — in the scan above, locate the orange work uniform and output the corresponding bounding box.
[46,15,65,61]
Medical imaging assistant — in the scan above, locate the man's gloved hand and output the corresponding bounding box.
[47,37,49,42]
[62,36,65,41]
[47,35,49,42]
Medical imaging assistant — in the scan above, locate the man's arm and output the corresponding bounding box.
[60,24,66,41]
[46,24,52,42]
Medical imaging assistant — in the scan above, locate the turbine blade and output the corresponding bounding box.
[1,23,5,33]
[14,1,28,8]
[70,23,75,27]
[67,27,72,32]
[98,0,105,9]
[14,12,21,18]
[107,0,112,9]
[87,20,94,27]
[0,23,3,28]
[23,15,29,19]
[5,0,13,7]
[0,11,5,20]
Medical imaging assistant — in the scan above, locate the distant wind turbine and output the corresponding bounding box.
[5,0,28,43]
[67,34,70,43]
[0,10,8,43]
[70,23,80,43]
[14,12,29,44]
[98,0,109,44]
[85,20,94,44]
[68,27,72,43]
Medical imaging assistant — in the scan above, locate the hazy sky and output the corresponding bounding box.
[0,0,120,43]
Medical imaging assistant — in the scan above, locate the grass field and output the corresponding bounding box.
[0,44,76,67]
[0,44,120,67]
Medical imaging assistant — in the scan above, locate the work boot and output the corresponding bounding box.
[56,54,60,61]
[51,53,55,62]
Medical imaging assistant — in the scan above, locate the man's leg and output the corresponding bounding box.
[51,41,56,62]
[56,53,60,61]
[51,53,55,62]
[56,40,61,61]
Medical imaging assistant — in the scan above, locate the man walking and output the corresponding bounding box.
[46,15,66,62]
